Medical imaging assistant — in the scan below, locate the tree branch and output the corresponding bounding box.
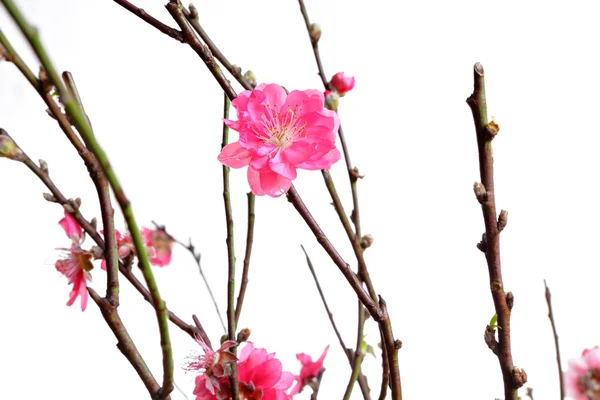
[467,62,526,399]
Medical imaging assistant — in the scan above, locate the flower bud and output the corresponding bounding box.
[329,72,355,97]
[360,234,374,249]
[324,90,339,111]
[243,70,257,88]
[237,328,251,343]
[309,23,322,44]
[39,159,49,174]
[0,131,23,161]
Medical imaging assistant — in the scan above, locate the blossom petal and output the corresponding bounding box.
[218,142,252,168]
[269,151,297,180]
[59,211,82,242]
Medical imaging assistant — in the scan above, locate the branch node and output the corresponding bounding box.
[394,339,403,350]
[351,166,365,181]
[43,192,57,203]
[360,234,374,249]
[485,120,500,140]
[511,367,528,388]
[497,209,508,232]
[506,291,514,311]
[484,325,499,355]
[476,233,487,252]
[490,280,503,293]
[473,182,488,204]
[38,159,49,174]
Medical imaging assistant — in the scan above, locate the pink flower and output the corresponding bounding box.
[237,342,294,400]
[565,347,600,399]
[218,83,340,197]
[55,211,93,311]
[290,345,329,395]
[142,227,174,267]
[100,229,135,270]
[187,341,294,400]
[329,72,355,96]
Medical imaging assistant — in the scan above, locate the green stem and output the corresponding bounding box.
[0,1,174,396]
[221,93,239,400]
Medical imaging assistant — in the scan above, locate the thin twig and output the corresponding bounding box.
[296,0,362,238]
[544,280,564,400]
[112,0,184,42]
[286,185,381,320]
[301,244,371,399]
[221,93,239,400]
[165,1,237,101]
[182,5,254,90]
[5,129,198,338]
[234,193,255,325]
[0,3,174,396]
[301,245,349,353]
[467,62,526,399]
[88,287,161,395]
[152,221,227,333]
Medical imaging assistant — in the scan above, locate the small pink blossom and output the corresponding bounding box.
[100,229,135,270]
[329,72,355,96]
[565,346,600,399]
[218,83,340,197]
[55,211,93,311]
[290,345,329,395]
[142,227,174,267]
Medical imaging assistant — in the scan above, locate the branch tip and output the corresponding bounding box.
[474,62,484,76]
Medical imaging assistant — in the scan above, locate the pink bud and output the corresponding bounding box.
[329,72,355,96]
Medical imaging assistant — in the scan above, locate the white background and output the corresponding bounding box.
[1,0,598,399]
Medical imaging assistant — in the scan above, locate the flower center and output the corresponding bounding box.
[579,368,600,399]
[260,103,306,151]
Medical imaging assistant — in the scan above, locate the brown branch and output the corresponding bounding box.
[165,1,237,101]
[286,184,381,320]
[234,192,255,325]
[6,132,199,338]
[88,287,162,397]
[544,280,564,400]
[112,0,184,42]
[297,0,329,88]
[467,62,526,399]
[297,0,362,238]
[182,5,254,90]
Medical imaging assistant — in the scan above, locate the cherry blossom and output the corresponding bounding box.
[55,211,93,311]
[218,83,340,197]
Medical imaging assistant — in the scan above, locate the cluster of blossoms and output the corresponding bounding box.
[186,338,328,400]
[565,347,600,399]
[218,83,341,197]
[54,210,174,311]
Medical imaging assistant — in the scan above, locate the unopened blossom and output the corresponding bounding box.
[55,211,93,311]
[565,347,600,400]
[142,227,174,267]
[290,345,329,395]
[218,83,340,197]
[329,72,355,96]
